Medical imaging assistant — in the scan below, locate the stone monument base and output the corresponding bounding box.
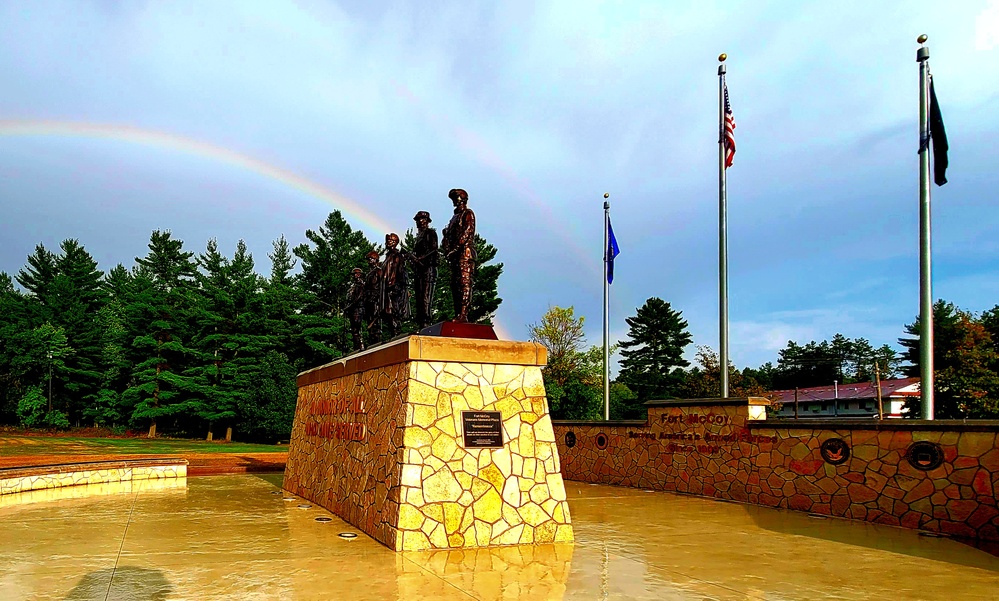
[284,335,572,551]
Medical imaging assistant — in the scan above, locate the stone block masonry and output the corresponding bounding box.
[0,458,187,496]
[554,398,999,541]
[284,336,573,551]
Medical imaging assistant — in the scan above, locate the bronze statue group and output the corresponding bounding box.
[344,188,477,351]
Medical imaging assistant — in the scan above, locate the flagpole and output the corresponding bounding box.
[603,194,611,421]
[917,34,935,420]
[718,54,730,398]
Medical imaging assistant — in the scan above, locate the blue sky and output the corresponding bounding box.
[1,1,997,370]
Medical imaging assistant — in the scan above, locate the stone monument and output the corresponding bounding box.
[285,190,571,550]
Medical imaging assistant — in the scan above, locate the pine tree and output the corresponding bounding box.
[617,297,692,401]
[0,273,28,422]
[433,234,504,325]
[190,239,270,440]
[236,349,297,442]
[84,265,136,427]
[123,231,201,437]
[261,236,303,367]
[50,239,107,423]
[15,243,58,320]
[293,212,372,361]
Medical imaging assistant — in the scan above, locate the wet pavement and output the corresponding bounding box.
[1,475,998,600]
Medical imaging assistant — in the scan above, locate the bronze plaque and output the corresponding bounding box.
[461,411,504,448]
[820,438,850,465]
[906,441,944,471]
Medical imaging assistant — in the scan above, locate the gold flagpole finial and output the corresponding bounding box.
[718,53,727,62]
[603,193,609,199]
[917,34,928,45]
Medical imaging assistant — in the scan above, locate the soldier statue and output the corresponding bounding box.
[345,267,366,351]
[381,233,410,337]
[362,250,383,338]
[406,211,438,329]
[441,188,476,323]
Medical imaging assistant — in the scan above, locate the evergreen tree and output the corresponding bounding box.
[433,234,503,325]
[236,350,298,442]
[261,236,304,367]
[50,239,106,423]
[293,211,372,361]
[190,239,270,440]
[85,265,136,427]
[123,231,201,437]
[0,273,30,422]
[617,297,692,401]
[15,243,58,320]
[764,336,899,391]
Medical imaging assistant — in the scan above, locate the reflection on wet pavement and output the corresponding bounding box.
[1,474,997,600]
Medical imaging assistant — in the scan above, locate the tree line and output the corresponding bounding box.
[531,297,999,421]
[0,211,503,441]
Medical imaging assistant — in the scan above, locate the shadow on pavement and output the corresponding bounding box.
[65,566,173,601]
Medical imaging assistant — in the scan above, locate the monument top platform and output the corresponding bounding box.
[296,335,548,387]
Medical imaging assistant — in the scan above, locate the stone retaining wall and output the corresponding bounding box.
[284,336,573,551]
[0,459,187,496]
[553,398,999,540]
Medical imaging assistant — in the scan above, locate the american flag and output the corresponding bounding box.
[723,83,736,168]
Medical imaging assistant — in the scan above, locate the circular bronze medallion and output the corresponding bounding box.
[564,431,577,448]
[595,432,609,450]
[820,438,850,465]
[906,441,944,471]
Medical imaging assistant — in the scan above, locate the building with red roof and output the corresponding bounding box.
[770,377,920,419]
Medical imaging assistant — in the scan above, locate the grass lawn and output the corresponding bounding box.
[0,434,285,458]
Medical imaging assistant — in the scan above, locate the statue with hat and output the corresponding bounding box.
[381,233,410,337]
[362,249,383,338]
[345,267,366,351]
[441,188,476,323]
[406,210,439,329]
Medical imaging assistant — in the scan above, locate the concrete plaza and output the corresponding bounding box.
[2,474,997,600]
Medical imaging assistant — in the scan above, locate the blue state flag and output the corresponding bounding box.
[607,219,620,284]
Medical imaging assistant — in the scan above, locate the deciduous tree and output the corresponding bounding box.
[901,301,999,418]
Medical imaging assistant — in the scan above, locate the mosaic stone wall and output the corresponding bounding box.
[0,476,187,508]
[0,461,187,496]
[284,337,573,551]
[554,399,999,540]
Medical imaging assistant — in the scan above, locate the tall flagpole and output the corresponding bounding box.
[718,54,730,398]
[603,194,611,420]
[917,34,935,419]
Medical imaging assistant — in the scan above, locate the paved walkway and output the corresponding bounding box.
[2,476,998,600]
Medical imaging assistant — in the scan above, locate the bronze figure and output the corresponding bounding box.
[362,250,383,337]
[345,267,366,351]
[441,188,476,323]
[381,233,410,337]
[407,210,438,329]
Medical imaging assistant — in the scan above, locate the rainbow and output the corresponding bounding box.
[0,119,393,234]
[0,118,519,339]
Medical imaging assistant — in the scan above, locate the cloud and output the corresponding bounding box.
[978,1,999,51]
